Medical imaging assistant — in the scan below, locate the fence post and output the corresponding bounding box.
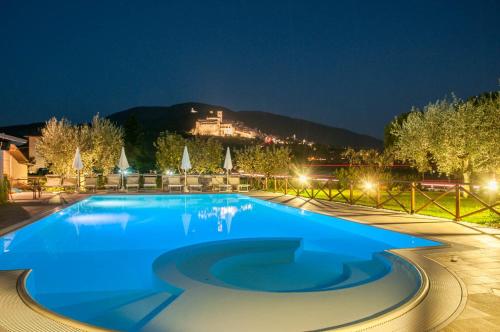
[265,177,268,190]
[376,183,381,208]
[328,180,332,201]
[274,177,277,192]
[410,182,416,214]
[349,182,353,204]
[285,177,288,195]
[455,184,461,221]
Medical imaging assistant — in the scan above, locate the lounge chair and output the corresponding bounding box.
[161,175,169,191]
[84,176,98,192]
[167,176,183,192]
[44,175,62,192]
[62,177,77,191]
[126,174,140,192]
[228,176,250,192]
[104,174,120,191]
[143,175,157,190]
[187,175,202,192]
[213,175,231,192]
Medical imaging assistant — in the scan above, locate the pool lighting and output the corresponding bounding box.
[486,179,498,191]
[298,175,308,183]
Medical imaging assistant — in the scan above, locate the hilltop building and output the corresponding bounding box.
[192,111,257,139]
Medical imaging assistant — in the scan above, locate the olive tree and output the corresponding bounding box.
[391,93,500,186]
[155,132,186,173]
[188,137,223,174]
[235,145,291,176]
[37,116,123,175]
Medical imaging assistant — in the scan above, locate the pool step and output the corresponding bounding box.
[90,291,174,331]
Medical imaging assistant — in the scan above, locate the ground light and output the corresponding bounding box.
[486,179,498,192]
[363,180,375,191]
[298,174,308,184]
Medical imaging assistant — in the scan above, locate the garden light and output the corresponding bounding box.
[363,181,374,191]
[298,175,308,183]
[486,179,498,192]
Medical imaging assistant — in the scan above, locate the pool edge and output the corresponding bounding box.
[17,269,114,332]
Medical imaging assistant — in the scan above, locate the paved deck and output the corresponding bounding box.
[0,191,499,331]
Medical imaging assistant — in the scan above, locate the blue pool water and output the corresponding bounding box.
[0,194,440,330]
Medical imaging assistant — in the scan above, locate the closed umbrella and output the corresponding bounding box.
[181,146,192,191]
[72,147,83,189]
[118,147,130,189]
[223,147,233,183]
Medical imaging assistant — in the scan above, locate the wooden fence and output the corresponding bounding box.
[243,175,499,222]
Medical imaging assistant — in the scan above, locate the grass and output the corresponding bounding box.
[266,185,500,225]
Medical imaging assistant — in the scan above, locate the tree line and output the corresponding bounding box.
[36,90,498,183]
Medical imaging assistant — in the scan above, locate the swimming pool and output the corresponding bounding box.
[0,194,440,331]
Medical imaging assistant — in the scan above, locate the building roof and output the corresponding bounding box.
[8,145,29,164]
[0,133,27,145]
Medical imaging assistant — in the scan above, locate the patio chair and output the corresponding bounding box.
[187,175,202,192]
[62,176,78,191]
[213,175,231,192]
[126,174,140,192]
[84,176,98,192]
[167,176,184,192]
[44,175,62,192]
[104,174,120,191]
[143,175,157,190]
[228,176,250,192]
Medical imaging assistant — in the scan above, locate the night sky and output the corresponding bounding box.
[1,0,499,138]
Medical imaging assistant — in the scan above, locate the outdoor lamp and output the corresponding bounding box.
[486,179,498,192]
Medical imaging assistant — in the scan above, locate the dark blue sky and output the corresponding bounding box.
[1,0,499,137]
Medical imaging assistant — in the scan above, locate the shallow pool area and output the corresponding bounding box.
[0,194,441,331]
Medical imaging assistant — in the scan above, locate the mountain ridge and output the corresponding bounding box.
[0,102,382,149]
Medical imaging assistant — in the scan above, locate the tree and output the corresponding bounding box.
[88,115,124,174]
[187,137,223,174]
[123,114,146,170]
[37,117,81,175]
[235,145,292,176]
[37,116,123,175]
[391,93,500,187]
[155,132,186,173]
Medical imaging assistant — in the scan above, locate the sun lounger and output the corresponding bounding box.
[228,176,249,192]
[44,175,62,191]
[104,174,120,191]
[168,176,183,192]
[84,176,98,192]
[213,175,231,192]
[143,175,157,190]
[62,177,78,191]
[187,175,202,192]
[126,174,140,191]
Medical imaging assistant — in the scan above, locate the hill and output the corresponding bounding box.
[108,102,382,149]
[0,102,382,151]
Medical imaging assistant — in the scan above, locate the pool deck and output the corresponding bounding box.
[1,191,500,331]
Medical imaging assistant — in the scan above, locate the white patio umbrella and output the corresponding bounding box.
[72,147,83,189]
[223,147,233,183]
[181,146,192,191]
[118,147,130,189]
